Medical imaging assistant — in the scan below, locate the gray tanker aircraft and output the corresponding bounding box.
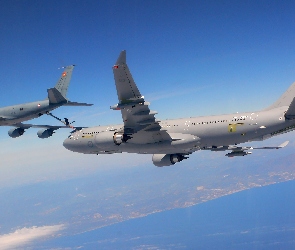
[1,65,92,139]
[63,51,293,166]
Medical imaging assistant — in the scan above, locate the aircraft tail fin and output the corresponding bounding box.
[54,65,75,98]
[265,81,295,111]
[48,65,93,106]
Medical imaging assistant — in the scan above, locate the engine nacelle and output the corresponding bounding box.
[152,154,187,167]
[8,127,25,138]
[113,132,131,145]
[37,128,55,139]
[113,132,124,145]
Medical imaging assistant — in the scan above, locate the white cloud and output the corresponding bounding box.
[0,224,65,250]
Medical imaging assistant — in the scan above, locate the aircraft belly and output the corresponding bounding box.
[2,113,47,126]
[119,142,194,154]
[91,139,199,155]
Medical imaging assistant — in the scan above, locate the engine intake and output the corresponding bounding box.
[113,133,124,145]
[37,128,55,139]
[113,132,131,145]
[152,154,187,167]
[8,128,25,138]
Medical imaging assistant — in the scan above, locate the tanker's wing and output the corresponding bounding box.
[9,122,85,139]
[111,50,171,144]
[13,123,70,129]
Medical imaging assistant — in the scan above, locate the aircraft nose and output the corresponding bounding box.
[63,137,78,152]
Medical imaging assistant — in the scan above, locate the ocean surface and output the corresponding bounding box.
[38,180,295,249]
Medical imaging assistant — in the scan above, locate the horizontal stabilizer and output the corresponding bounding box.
[63,101,93,106]
[47,88,67,104]
[206,141,289,158]
[48,88,93,106]
[279,141,289,148]
[252,140,289,149]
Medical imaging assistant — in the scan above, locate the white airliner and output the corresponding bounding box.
[63,50,293,166]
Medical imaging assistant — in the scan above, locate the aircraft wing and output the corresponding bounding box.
[8,122,84,139]
[251,140,289,149]
[111,50,171,144]
[12,123,70,129]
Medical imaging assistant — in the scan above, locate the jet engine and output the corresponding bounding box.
[152,154,187,167]
[8,127,25,138]
[113,132,131,145]
[95,131,131,148]
[113,132,124,145]
[37,128,55,139]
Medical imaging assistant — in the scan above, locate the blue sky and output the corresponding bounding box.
[1,0,295,186]
[1,1,295,115]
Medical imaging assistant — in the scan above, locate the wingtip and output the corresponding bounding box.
[115,50,126,65]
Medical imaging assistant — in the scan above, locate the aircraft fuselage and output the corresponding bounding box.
[0,100,63,126]
[63,50,295,166]
[64,106,294,155]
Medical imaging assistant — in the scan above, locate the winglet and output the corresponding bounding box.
[113,50,142,103]
[115,50,126,65]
